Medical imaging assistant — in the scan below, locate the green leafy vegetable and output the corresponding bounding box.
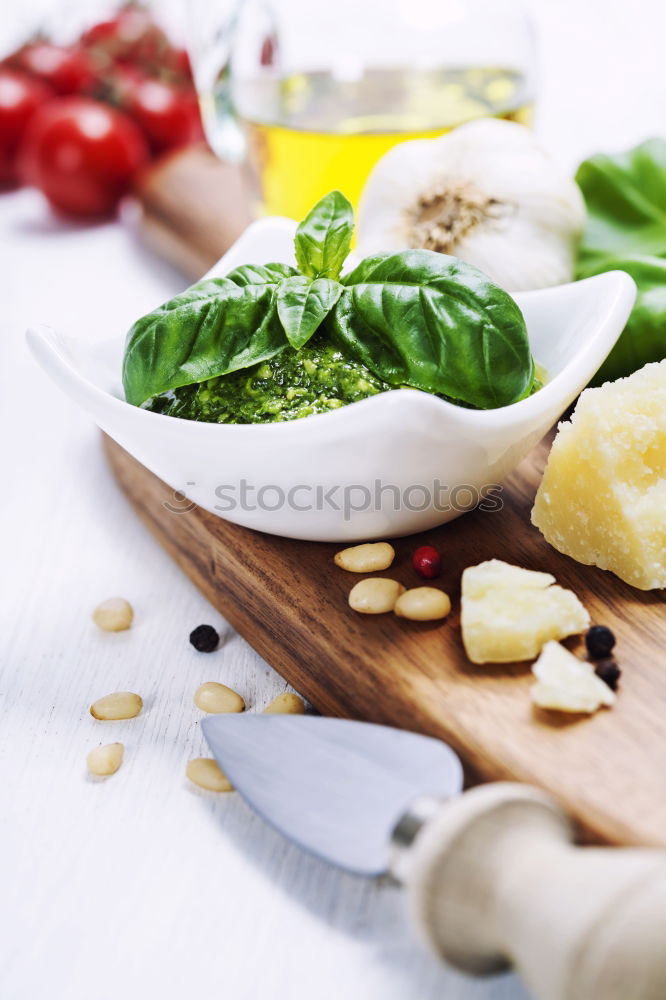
[576,138,666,383]
[333,250,533,408]
[226,262,298,286]
[123,278,288,407]
[277,276,343,349]
[294,190,354,280]
[123,190,536,414]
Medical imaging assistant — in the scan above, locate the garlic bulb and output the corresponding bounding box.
[356,119,586,292]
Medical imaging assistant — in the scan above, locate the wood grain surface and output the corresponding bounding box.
[134,145,251,278]
[103,433,666,850]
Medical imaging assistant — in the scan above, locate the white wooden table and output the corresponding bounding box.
[2,2,664,998]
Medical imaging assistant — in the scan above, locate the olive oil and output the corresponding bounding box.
[236,66,532,219]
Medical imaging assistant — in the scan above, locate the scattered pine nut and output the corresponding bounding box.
[349,578,405,614]
[334,542,395,574]
[263,692,306,715]
[87,742,124,776]
[194,682,245,714]
[186,757,233,792]
[92,597,134,632]
[394,587,452,621]
[90,691,143,721]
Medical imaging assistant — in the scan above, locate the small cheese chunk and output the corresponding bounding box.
[461,559,589,664]
[531,641,616,713]
[532,360,666,590]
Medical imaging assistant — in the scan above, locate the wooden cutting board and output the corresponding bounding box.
[126,149,666,848]
[104,433,666,849]
[134,145,251,278]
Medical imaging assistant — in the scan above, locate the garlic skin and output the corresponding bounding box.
[356,119,586,292]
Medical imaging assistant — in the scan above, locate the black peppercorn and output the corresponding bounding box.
[585,625,616,659]
[189,624,219,652]
[594,658,621,692]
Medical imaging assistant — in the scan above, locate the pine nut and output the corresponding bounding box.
[263,692,306,715]
[186,758,233,792]
[349,578,405,614]
[194,682,245,714]
[92,597,134,632]
[90,691,143,720]
[87,742,124,776]
[394,586,452,621]
[334,542,395,573]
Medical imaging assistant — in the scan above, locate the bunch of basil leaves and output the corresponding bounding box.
[123,191,536,411]
[576,138,666,384]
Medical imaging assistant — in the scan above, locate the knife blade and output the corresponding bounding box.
[203,713,666,1000]
[202,713,463,875]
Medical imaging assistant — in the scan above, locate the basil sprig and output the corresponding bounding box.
[276,276,343,349]
[123,190,534,410]
[293,189,354,280]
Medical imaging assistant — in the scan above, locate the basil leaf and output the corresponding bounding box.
[575,138,666,383]
[576,139,666,262]
[122,278,288,407]
[579,254,666,384]
[332,250,532,409]
[276,275,343,349]
[226,262,299,287]
[294,191,354,280]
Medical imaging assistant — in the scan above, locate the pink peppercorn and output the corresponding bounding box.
[412,545,441,579]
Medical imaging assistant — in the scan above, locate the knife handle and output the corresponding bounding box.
[394,783,666,1000]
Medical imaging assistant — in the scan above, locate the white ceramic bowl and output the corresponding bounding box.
[27,218,636,542]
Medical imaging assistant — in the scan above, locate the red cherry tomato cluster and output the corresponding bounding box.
[0,3,204,217]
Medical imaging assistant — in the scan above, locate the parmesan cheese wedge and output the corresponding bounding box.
[532,360,666,590]
[531,641,616,713]
[461,559,590,664]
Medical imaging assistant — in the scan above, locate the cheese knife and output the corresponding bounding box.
[203,714,666,1000]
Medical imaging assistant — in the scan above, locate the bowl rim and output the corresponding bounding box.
[26,255,637,441]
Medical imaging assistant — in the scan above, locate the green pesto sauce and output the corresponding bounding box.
[145,339,395,424]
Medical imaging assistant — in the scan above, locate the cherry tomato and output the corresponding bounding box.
[81,7,170,68]
[124,78,203,153]
[19,97,149,217]
[260,35,277,68]
[96,61,145,106]
[0,69,53,186]
[166,48,193,81]
[15,43,97,95]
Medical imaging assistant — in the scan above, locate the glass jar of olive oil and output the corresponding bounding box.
[190,0,535,219]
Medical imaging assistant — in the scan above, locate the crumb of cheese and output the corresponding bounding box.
[461,559,589,664]
[531,641,615,713]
